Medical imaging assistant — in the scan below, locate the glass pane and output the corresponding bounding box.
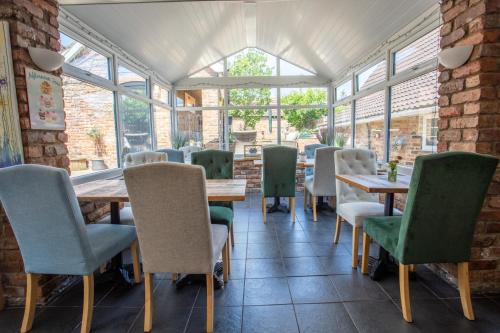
[154,106,172,149]
[282,108,327,153]
[177,89,223,107]
[62,75,117,175]
[390,70,438,166]
[120,95,152,161]
[335,80,352,100]
[118,65,147,96]
[279,58,314,76]
[190,60,224,78]
[229,88,275,107]
[280,87,327,105]
[177,110,222,150]
[394,27,439,74]
[355,90,385,161]
[227,48,276,76]
[152,84,169,104]
[60,33,110,80]
[229,109,278,158]
[334,102,352,148]
[357,60,386,91]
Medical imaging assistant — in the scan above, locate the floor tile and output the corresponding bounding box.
[247,231,277,244]
[231,243,247,260]
[71,306,139,333]
[283,257,326,276]
[195,279,244,307]
[186,306,242,333]
[311,242,350,257]
[230,259,246,279]
[331,273,389,301]
[295,303,357,333]
[280,242,315,257]
[318,255,356,275]
[245,258,285,278]
[246,242,281,259]
[233,232,248,244]
[242,305,298,333]
[244,278,291,305]
[444,297,500,332]
[288,276,341,304]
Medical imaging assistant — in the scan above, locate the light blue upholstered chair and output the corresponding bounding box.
[0,165,140,333]
[156,148,185,163]
[304,143,327,176]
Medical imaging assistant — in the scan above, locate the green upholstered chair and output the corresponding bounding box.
[191,150,235,247]
[261,145,298,224]
[360,152,498,323]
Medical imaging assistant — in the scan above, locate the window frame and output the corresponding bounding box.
[421,113,438,152]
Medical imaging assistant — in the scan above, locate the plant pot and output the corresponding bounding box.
[388,169,397,182]
[232,130,257,142]
[91,159,108,171]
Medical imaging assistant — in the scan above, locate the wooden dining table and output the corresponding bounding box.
[335,173,411,280]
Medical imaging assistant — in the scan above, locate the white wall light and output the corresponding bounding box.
[28,47,65,72]
[437,45,474,69]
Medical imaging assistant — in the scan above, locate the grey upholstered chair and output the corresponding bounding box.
[333,149,401,268]
[156,148,185,163]
[123,162,229,333]
[123,151,167,168]
[179,145,203,162]
[100,151,167,226]
[304,143,327,177]
[304,146,341,222]
[0,165,140,333]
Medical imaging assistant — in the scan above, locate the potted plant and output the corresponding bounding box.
[387,159,398,182]
[87,127,108,171]
[172,132,188,150]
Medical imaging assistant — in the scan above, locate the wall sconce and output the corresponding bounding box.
[28,47,65,72]
[437,45,473,69]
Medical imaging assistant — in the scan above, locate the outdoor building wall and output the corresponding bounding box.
[437,0,500,292]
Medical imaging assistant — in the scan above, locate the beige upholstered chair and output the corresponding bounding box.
[123,151,167,168]
[123,162,229,333]
[304,146,341,222]
[333,149,401,268]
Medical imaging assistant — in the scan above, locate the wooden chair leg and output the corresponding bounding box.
[262,195,267,224]
[130,240,142,283]
[289,197,296,223]
[227,234,231,274]
[409,264,416,273]
[172,273,178,282]
[458,262,475,320]
[222,240,229,282]
[303,188,308,211]
[399,264,412,322]
[21,273,38,333]
[352,226,359,268]
[312,196,317,222]
[333,215,342,244]
[361,232,371,274]
[230,226,235,247]
[144,273,153,332]
[206,273,214,333]
[81,275,94,333]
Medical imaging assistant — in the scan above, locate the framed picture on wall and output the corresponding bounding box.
[26,67,65,130]
[0,21,24,168]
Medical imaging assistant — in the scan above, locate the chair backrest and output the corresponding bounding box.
[123,162,214,274]
[191,150,233,179]
[123,151,166,168]
[262,145,297,197]
[304,143,327,159]
[312,146,342,196]
[179,146,202,161]
[334,149,378,205]
[395,152,498,264]
[0,165,96,275]
[156,148,185,163]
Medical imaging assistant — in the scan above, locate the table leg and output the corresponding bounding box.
[108,202,135,287]
[369,193,396,281]
[267,197,289,213]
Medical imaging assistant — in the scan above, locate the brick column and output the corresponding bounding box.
[0,0,69,306]
[438,0,500,291]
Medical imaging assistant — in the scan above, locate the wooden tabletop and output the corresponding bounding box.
[254,158,315,168]
[74,178,247,202]
[335,174,411,193]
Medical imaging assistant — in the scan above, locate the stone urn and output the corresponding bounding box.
[232,130,257,142]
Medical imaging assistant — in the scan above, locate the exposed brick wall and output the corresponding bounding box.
[437,0,500,292]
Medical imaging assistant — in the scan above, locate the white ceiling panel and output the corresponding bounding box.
[62,0,438,83]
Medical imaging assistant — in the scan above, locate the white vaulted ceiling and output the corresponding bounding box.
[60,0,439,83]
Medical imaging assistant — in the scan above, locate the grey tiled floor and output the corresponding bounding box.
[1,193,500,332]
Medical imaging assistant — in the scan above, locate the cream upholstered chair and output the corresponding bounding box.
[123,162,229,333]
[304,146,341,222]
[100,151,168,226]
[333,149,401,268]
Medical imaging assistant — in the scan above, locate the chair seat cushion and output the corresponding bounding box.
[211,224,228,266]
[209,206,233,228]
[99,207,135,226]
[337,201,402,227]
[364,216,402,256]
[86,224,137,270]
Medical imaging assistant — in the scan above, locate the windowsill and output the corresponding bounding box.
[70,168,122,185]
